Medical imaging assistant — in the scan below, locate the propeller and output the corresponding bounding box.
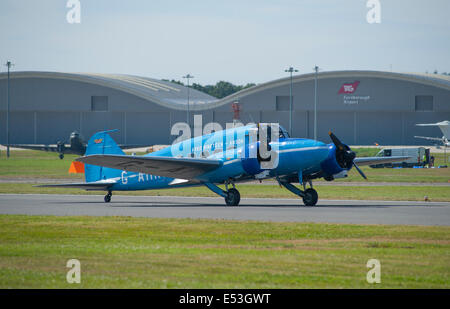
[328,131,367,180]
[352,161,367,180]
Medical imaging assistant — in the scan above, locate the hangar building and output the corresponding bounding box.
[0,70,449,146]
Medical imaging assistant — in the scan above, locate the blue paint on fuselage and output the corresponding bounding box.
[271,139,330,176]
[110,171,174,191]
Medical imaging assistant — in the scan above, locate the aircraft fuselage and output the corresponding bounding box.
[107,137,335,191]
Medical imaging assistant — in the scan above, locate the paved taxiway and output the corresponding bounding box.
[0,194,449,226]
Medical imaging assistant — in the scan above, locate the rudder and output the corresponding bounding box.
[84,130,125,183]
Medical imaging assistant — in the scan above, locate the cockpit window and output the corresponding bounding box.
[257,124,290,141]
[279,126,290,138]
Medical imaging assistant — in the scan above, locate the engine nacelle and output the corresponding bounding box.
[320,144,352,180]
[332,170,348,179]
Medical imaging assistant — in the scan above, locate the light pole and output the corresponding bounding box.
[284,67,298,135]
[5,61,13,158]
[313,65,320,141]
[182,74,194,129]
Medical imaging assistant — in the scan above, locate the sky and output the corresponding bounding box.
[0,0,449,85]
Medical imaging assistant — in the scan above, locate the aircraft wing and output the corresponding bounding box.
[76,155,223,179]
[354,156,411,166]
[36,179,117,191]
[5,144,83,155]
[414,136,443,142]
[6,144,64,152]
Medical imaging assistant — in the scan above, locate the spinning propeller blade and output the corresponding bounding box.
[329,131,345,151]
[353,162,367,180]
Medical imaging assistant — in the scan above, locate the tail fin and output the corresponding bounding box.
[84,130,125,182]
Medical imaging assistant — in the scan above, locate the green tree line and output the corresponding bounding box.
[162,79,255,99]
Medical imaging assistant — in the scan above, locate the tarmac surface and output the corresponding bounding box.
[0,194,449,226]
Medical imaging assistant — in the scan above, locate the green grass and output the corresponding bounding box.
[0,183,449,202]
[1,148,449,189]
[0,215,448,288]
[352,147,380,157]
[342,148,450,183]
[336,162,450,183]
[352,148,450,166]
[0,150,83,179]
[1,150,449,183]
[0,150,448,201]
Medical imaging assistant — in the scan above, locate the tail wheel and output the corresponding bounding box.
[302,188,318,206]
[225,188,240,206]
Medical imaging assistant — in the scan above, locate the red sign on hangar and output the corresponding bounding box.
[338,81,360,94]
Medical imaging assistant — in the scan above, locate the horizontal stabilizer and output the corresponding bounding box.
[76,155,222,179]
[169,178,189,185]
[354,156,411,166]
[36,179,117,191]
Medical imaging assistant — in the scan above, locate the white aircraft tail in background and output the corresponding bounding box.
[415,120,450,147]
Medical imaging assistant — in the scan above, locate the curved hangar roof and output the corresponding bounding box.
[1,70,449,111]
[214,70,450,107]
[0,71,217,111]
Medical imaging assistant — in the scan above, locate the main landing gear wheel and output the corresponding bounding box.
[225,188,240,206]
[104,191,112,203]
[277,180,319,207]
[59,153,64,160]
[302,188,318,206]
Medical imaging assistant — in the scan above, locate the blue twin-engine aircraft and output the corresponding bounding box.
[41,124,407,206]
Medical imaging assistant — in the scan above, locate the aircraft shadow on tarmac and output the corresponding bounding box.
[61,200,424,209]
